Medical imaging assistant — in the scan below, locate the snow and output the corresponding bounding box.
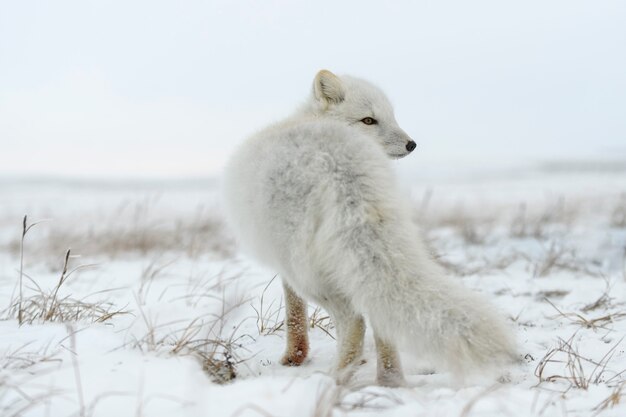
[1,168,625,417]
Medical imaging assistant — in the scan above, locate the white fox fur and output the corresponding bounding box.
[223,70,516,385]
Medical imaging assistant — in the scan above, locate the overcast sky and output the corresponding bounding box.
[1,1,625,179]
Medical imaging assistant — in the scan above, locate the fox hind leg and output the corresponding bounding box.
[326,302,366,384]
[374,334,405,387]
[280,283,309,366]
[335,314,366,370]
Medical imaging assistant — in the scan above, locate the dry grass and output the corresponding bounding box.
[249,276,336,341]
[251,275,285,336]
[124,292,251,384]
[6,214,249,385]
[509,198,579,239]
[4,217,129,325]
[421,206,497,246]
[0,344,61,371]
[422,196,595,278]
[523,239,600,278]
[530,241,575,278]
[422,195,580,244]
[309,306,335,339]
[534,289,570,301]
[434,251,520,277]
[593,381,626,415]
[610,194,626,228]
[545,298,626,331]
[581,278,616,313]
[535,333,625,391]
[135,256,178,306]
[129,264,251,384]
[9,250,127,324]
[3,202,234,261]
[179,268,244,310]
[0,341,64,417]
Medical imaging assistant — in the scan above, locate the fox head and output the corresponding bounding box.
[309,69,416,159]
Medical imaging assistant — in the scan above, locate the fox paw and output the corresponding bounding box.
[280,349,307,366]
[377,369,406,388]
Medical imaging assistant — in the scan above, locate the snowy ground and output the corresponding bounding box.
[1,167,625,417]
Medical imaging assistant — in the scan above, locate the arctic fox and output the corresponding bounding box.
[223,70,516,386]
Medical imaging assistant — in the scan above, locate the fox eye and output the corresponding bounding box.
[361,117,377,125]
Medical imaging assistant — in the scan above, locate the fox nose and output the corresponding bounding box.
[406,141,417,152]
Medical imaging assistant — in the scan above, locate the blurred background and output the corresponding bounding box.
[1,0,625,182]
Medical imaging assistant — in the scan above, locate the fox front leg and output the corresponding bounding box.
[280,283,309,366]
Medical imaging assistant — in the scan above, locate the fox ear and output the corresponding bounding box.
[313,70,345,106]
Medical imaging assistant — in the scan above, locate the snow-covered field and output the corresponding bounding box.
[1,168,625,417]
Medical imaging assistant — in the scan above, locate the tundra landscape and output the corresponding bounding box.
[1,166,625,417]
